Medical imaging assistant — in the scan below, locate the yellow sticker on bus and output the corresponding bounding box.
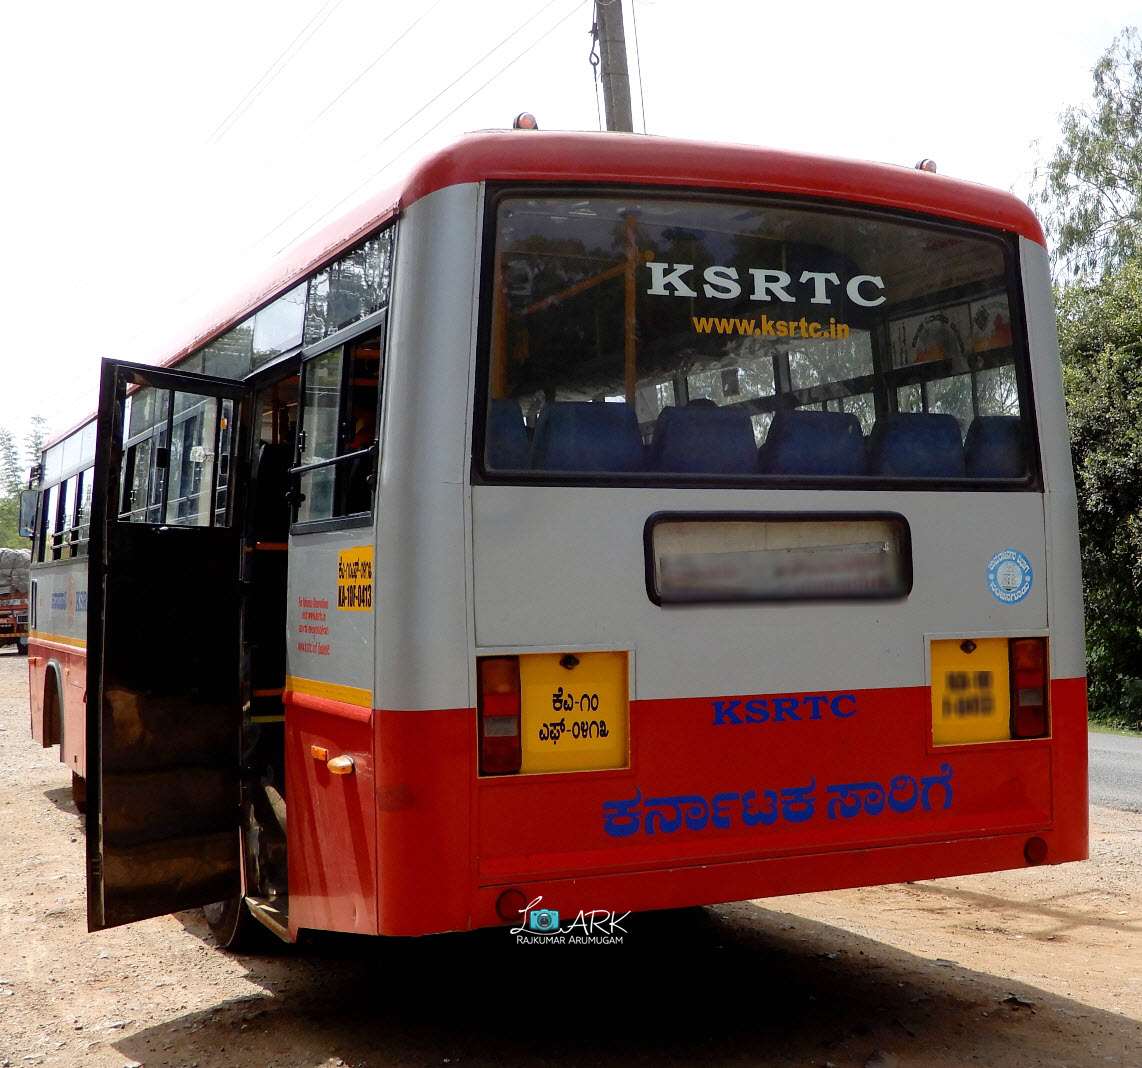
[519,651,629,774]
[336,546,374,611]
[931,637,1011,745]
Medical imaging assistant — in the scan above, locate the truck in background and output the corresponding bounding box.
[0,548,30,655]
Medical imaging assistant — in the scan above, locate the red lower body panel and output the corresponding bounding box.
[360,677,1087,937]
[27,641,87,776]
[285,692,378,937]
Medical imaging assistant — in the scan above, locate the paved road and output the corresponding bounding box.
[1089,729,1142,812]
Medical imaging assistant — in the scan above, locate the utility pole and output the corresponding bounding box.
[595,0,634,132]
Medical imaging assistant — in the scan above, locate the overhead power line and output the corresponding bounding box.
[309,0,446,125]
[258,0,579,252]
[276,0,590,254]
[630,0,649,133]
[207,0,347,144]
[311,0,592,221]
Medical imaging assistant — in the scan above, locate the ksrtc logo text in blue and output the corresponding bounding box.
[713,692,857,725]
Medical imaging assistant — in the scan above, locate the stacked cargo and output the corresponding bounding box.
[0,547,30,654]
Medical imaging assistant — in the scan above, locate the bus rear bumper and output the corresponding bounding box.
[370,677,1087,937]
[467,823,1087,935]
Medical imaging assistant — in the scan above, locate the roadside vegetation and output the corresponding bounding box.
[0,417,46,548]
[1034,27,1142,730]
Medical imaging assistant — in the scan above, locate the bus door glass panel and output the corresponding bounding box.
[87,359,251,931]
[166,392,218,526]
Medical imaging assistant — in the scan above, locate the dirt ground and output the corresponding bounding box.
[1,649,1139,1068]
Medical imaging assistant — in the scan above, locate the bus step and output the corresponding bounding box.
[245,894,290,942]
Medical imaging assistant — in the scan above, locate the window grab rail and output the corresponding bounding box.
[289,443,376,478]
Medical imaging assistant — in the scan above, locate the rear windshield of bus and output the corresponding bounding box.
[479,192,1035,485]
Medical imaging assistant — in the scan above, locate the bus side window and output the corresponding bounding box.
[294,332,382,524]
[38,484,58,563]
[75,470,93,556]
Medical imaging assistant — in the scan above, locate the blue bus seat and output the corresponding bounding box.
[964,415,1027,478]
[649,404,757,474]
[486,398,531,470]
[531,401,644,472]
[759,409,868,476]
[868,413,965,477]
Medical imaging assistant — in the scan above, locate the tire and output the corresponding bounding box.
[203,895,276,953]
[15,637,28,656]
[71,772,87,815]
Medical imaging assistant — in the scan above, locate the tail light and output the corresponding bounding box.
[478,656,521,775]
[1009,638,1048,738]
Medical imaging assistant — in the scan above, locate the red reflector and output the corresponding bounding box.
[1024,836,1048,865]
[482,692,519,719]
[1011,638,1045,672]
[1013,704,1047,739]
[496,888,528,922]
[478,657,522,774]
[1008,638,1048,739]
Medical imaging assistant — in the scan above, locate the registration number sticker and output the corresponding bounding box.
[931,637,1011,745]
[519,652,629,773]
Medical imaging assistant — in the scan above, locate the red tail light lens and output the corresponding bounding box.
[1009,638,1048,738]
[478,656,521,775]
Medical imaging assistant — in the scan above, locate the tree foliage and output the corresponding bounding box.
[24,416,47,470]
[0,421,42,549]
[1032,27,1142,278]
[1057,262,1142,725]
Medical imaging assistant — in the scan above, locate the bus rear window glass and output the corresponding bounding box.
[483,195,1032,484]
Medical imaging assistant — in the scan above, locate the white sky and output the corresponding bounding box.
[0,0,1134,452]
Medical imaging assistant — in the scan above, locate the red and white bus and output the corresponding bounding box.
[24,129,1086,946]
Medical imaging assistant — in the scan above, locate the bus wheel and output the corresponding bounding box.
[203,896,274,953]
[15,637,28,656]
[71,772,87,815]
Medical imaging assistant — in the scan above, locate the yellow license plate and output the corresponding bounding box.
[519,652,629,774]
[931,637,1011,745]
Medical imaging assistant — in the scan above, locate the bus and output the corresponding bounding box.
[24,128,1087,948]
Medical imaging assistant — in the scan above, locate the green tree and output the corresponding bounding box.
[1032,27,1142,277]
[0,428,21,497]
[0,499,18,547]
[24,415,47,472]
[0,426,21,547]
[1056,261,1142,726]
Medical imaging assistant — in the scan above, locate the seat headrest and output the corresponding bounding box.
[649,404,757,474]
[760,409,867,476]
[868,413,965,478]
[531,401,644,472]
[964,416,1027,478]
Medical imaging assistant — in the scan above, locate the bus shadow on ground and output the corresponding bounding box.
[116,902,1140,1068]
[899,881,1142,939]
[41,785,81,818]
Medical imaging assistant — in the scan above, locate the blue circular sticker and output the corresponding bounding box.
[987,548,1033,604]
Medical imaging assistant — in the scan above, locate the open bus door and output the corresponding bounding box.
[86,359,252,930]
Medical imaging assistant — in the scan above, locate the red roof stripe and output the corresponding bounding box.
[50,131,1044,449]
